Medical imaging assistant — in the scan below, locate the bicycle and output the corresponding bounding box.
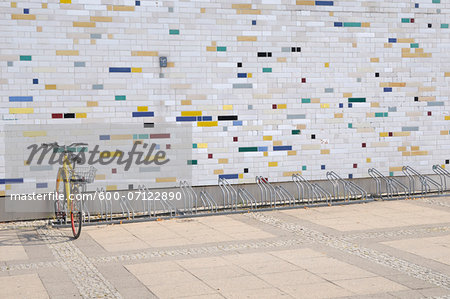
[42,142,96,239]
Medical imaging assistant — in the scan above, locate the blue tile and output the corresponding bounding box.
[348,174,353,179]
[132,112,154,117]
[348,103,353,108]
[136,0,140,5]
[315,1,333,5]
[415,3,419,8]
[384,87,392,92]
[99,135,110,140]
[232,83,253,88]
[109,67,131,73]
[258,146,268,152]
[219,174,239,180]
[233,120,243,126]
[36,182,48,188]
[321,165,326,170]
[92,84,103,90]
[9,96,33,102]
[24,8,29,14]
[273,146,292,151]
[202,116,213,121]
[339,103,343,108]
[176,116,197,122]
[33,78,38,84]
[388,38,397,43]
[0,178,24,184]
[237,73,247,78]
[334,22,343,27]
[252,20,256,25]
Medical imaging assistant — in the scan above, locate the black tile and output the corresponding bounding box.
[375,72,379,77]
[144,123,154,128]
[64,113,75,118]
[311,134,315,139]
[244,168,248,173]
[257,52,267,57]
[237,62,242,67]
[218,115,238,121]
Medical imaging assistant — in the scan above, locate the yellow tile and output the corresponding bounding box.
[411,151,428,156]
[100,151,123,158]
[137,106,148,112]
[23,131,46,137]
[389,166,403,172]
[60,0,71,3]
[247,73,252,78]
[113,5,135,11]
[45,84,56,90]
[320,149,330,155]
[362,22,370,27]
[366,158,371,163]
[366,112,375,117]
[110,134,133,140]
[106,185,117,191]
[384,43,392,48]
[237,36,257,42]
[206,46,216,52]
[273,141,282,146]
[379,132,388,137]
[200,8,205,13]
[324,62,329,68]
[278,104,287,109]
[108,34,113,39]
[263,152,268,157]
[296,0,315,4]
[397,146,406,152]
[181,111,202,116]
[5,185,11,190]
[73,22,95,27]
[211,41,217,46]
[393,132,410,137]
[56,50,79,56]
[197,143,208,148]
[131,67,142,73]
[197,121,218,127]
[445,72,450,77]
[397,38,415,43]
[334,113,343,118]
[277,57,287,62]
[445,116,450,120]
[107,5,112,10]
[181,100,191,105]
[12,14,36,20]
[238,173,244,179]
[283,171,301,177]
[268,162,278,167]
[223,105,233,110]
[371,102,380,107]
[95,174,106,180]
[329,12,334,16]
[411,146,419,151]
[370,58,379,62]
[11,2,16,8]
[42,3,47,8]
[87,101,98,107]
[156,177,176,183]
[91,16,113,22]
[311,98,320,103]
[76,113,87,118]
[9,108,34,114]
[37,26,42,32]
[287,151,297,156]
[218,158,228,164]
[440,130,449,135]
[352,43,357,48]
[214,169,224,175]
[0,191,5,196]
[24,160,29,166]
[232,4,252,9]
[402,152,411,156]
[320,103,329,108]
[263,136,272,141]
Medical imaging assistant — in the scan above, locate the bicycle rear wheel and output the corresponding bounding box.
[55,168,67,222]
[70,185,82,239]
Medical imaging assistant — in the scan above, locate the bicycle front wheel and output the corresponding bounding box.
[70,185,82,239]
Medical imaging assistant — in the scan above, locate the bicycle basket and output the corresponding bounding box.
[70,166,97,184]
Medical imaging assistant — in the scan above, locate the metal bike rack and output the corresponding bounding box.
[118,193,135,220]
[218,178,237,210]
[255,176,295,207]
[199,190,218,213]
[368,168,409,199]
[326,171,369,201]
[97,187,112,222]
[237,187,257,209]
[292,174,332,205]
[432,165,450,192]
[402,166,442,196]
[179,180,195,214]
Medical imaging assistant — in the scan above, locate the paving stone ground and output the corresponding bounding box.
[0,197,449,299]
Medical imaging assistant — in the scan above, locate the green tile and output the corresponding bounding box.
[263,68,272,73]
[133,134,138,139]
[344,22,361,27]
[115,95,126,101]
[139,134,148,139]
[239,147,258,152]
[348,98,366,103]
[192,143,197,148]
[187,160,197,165]
[389,171,394,177]
[169,29,180,35]
[216,46,227,51]
[441,24,449,28]
[401,18,410,23]
[348,123,352,128]
[20,55,32,61]
[432,0,440,3]
[78,147,88,152]
[410,43,419,48]
[292,130,301,135]
[375,112,384,117]
[302,165,307,171]
[301,98,311,103]
[384,112,388,117]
